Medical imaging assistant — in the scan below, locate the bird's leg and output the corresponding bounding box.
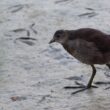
[94,64,110,89]
[64,65,97,89]
[87,65,96,88]
[64,65,98,94]
[72,65,97,94]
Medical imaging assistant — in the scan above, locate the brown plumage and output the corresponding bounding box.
[49,28,110,93]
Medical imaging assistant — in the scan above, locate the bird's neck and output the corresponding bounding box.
[62,42,74,55]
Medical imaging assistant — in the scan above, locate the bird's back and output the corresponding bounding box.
[68,28,110,53]
[63,28,110,64]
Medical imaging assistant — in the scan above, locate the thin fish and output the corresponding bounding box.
[55,0,70,4]
[12,28,26,32]
[30,23,37,34]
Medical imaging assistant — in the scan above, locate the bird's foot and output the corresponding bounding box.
[64,81,98,95]
[64,81,97,89]
[94,81,110,90]
[94,81,110,85]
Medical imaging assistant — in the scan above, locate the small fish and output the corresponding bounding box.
[14,37,37,46]
[78,12,98,18]
[65,76,83,81]
[85,8,94,11]
[8,4,24,13]
[11,6,23,13]
[11,28,26,32]
[27,30,30,36]
[16,37,37,40]
[11,96,27,101]
[55,0,70,4]
[94,81,110,85]
[30,23,37,34]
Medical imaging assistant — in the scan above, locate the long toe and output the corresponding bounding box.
[87,85,98,88]
[94,81,110,90]
[64,83,98,90]
[71,85,98,95]
[71,88,87,95]
[94,81,110,85]
[64,85,85,89]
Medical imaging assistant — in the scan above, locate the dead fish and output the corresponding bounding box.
[14,37,37,46]
[29,23,37,34]
[20,40,35,46]
[11,6,23,13]
[94,81,110,85]
[11,29,30,36]
[11,96,27,101]
[16,37,37,40]
[8,4,24,13]
[65,75,83,81]
[85,8,94,11]
[55,0,70,4]
[78,12,98,18]
[11,28,26,33]
[8,4,23,9]
[27,30,30,36]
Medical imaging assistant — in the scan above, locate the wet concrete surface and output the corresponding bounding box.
[0,0,110,110]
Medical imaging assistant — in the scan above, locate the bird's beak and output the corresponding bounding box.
[49,38,55,44]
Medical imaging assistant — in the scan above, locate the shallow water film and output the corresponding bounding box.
[0,0,110,110]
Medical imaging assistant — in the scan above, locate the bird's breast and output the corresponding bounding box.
[63,45,75,55]
[63,44,108,64]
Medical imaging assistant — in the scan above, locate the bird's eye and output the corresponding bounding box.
[56,35,60,38]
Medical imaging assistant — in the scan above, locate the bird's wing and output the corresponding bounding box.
[68,39,102,57]
[69,28,110,53]
[86,35,110,53]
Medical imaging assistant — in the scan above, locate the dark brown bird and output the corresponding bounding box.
[49,28,110,93]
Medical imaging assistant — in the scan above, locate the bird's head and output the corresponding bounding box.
[49,30,68,44]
